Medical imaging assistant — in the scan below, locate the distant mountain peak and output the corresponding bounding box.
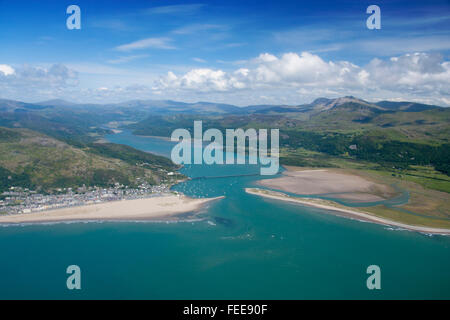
[311,97,332,105]
[308,96,375,112]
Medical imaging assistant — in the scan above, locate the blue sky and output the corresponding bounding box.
[0,0,449,105]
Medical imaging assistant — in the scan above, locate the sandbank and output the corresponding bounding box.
[0,195,223,224]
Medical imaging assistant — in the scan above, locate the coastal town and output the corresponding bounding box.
[0,182,178,216]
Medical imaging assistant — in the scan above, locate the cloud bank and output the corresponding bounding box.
[155,52,450,106]
[0,52,449,106]
[0,64,79,101]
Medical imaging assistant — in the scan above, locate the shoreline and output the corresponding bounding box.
[0,195,224,225]
[135,134,172,141]
[245,188,450,235]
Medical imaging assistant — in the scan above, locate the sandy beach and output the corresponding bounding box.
[0,195,223,224]
[246,188,450,235]
[258,166,395,202]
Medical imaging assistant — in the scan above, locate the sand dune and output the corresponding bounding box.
[0,195,223,224]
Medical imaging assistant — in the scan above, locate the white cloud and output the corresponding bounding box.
[115,37,175,51]
[157,68,246,92]
[157,52,362,92]
[364,53,450,96]
[154,51,450,106]
[192,57,207,63]
[0,64,78,86]
[0,64,15,76]
[0,64,79,101]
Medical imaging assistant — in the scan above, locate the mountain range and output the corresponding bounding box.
[0,96,448,188]
[1,95,444,115]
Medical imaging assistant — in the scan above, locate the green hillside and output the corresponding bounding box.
[0,127,180,193]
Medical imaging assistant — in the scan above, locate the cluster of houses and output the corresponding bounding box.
[0,182,177,215]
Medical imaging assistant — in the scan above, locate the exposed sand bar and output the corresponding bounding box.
[246,188,450,235]
[258,167,395,202]
[0,195,223,224]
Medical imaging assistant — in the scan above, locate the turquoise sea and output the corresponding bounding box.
[0,131,449,299]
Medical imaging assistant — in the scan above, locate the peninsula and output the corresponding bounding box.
[246,188,450,234]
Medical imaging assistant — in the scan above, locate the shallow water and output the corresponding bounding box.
[0,130,449,299]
